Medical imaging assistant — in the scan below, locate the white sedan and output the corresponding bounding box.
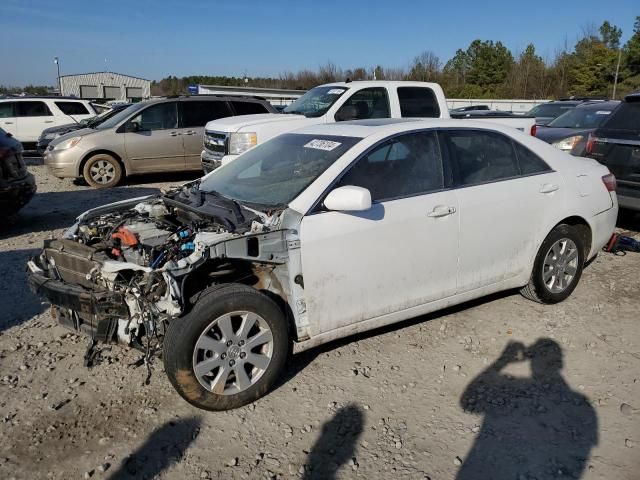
[29,118,618,410]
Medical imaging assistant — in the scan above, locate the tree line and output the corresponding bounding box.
[151,18,640,100]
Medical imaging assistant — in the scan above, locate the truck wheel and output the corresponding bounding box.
[520,224,585,304]
[163,284,289,411]
[82,154,122,189]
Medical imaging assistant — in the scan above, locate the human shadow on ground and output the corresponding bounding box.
[457,338,598,480]
[0,248,46,332]
[107,416,202,480]
[302,404,364,480]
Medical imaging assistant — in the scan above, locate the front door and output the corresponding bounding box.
[300,130,459,336]
[123,101,184,173]
[179,100,234,170]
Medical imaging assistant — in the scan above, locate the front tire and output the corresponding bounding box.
[521,224,585,304]
[82,153,122,189]
[163,284,289,411]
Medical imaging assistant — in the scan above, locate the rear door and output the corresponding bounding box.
[179,100,233,169]
[15,101,55,143]
[123,101,184,172]
[589,99,640,208]
[440,129,561,291]
[0,102,17,138]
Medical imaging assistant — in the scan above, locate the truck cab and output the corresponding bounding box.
[201,81,450,172]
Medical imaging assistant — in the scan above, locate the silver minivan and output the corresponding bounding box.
[44,96,276,188]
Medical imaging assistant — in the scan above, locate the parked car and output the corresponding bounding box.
[0,128,36,216]
[527,100,583,126]
[450,105,490,113]
[201,81,536,172]
[535,101,620,156]
[37,103,131,154]
[44,95,277,188]
[585,92,640,211]
[28,118,617,410]
[0,97,95,151]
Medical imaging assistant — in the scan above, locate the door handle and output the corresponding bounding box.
[183,130,197,136]
[3,121,13,124]
[427,205,456,218]
[539,183,559,194]
[169,132,181,136]
[44,120,54,123]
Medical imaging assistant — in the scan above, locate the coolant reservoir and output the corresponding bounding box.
[150,204,168,218]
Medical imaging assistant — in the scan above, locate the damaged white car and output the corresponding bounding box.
[28,118,618,410]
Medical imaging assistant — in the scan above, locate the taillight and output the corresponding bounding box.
[530,124,537,136]
[585,133,597,154]
[602,173,617,192]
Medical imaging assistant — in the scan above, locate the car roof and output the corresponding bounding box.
[290,118,517,138]
[318,80,441,89]
[0,96,90,101]
[574,100,620,110]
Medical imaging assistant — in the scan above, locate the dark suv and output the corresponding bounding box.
[0,128,36,216]
[586,93,640,211]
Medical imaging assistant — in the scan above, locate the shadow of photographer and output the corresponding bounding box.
[457,338,598,480]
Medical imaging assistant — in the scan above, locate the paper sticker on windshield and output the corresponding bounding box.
[304,139,342,151]
[327,88,346,95]
[595,111,611,115]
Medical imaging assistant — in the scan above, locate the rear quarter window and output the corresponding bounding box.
[601,101,640,130]
[55,101,91,115]
[514,142,552,175]
[230,101,269,115]
[397,87,440,117]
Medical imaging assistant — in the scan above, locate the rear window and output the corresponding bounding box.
[397,87,440,117]
[601,101,640,130]
[528,103,575,118]
[15,101,52,117]
[55,101,91,115]
[230,101,269,116]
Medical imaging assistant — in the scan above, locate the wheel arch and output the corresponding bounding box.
[551,215,593,261]
[78,149,126,178]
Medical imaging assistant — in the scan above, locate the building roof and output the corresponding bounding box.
[59,71,151,82]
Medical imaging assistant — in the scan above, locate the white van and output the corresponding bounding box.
[0,97,95,150]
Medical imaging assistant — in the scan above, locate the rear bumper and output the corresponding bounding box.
[0,173,36,214]
[27,259,128,342]
[588,199,619,259]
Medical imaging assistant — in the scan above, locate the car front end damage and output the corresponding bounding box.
[27,183,307,361]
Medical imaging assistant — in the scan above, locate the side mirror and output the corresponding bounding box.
[335,105,358,122]
[124,121,141,133]
[324,186,372,212]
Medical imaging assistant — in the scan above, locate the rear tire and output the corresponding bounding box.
[521,224,585,304]
[163,284,289,411]
[82,153,122,189]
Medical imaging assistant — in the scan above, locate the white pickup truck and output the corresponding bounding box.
[201,81,536,172]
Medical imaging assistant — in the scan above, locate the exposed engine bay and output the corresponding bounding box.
[27,182,306,373]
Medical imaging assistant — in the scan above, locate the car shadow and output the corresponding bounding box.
[617,209,640,233]
[275,290,516,392]
[106,416,202,480]
[0,248,47,333]
[456,338,598,479]
[0,186,160,240]
[302,404,364,479]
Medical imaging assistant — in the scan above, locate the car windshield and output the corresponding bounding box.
[87,105,132,128]
[548,106,614,129]
[198,133,362,206]
[527,103,576,118]
[96,102,145,130]
[282,86,348,117]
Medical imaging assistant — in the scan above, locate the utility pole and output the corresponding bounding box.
[54,57,61,95]
[612,49,622,100]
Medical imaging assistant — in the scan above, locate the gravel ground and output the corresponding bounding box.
[1,160,639,480]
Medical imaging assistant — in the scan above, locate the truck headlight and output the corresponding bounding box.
[552,135,583,152]
[229,132,257,155]
[55,136,83,150]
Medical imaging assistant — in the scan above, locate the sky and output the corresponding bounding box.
[0,0,638,87]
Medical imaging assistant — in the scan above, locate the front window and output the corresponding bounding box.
[283,86,348,117]
[548,107,614,129]
[97,102,146,130]
[335,87,390,121]
[128,102,177,131]
[199,133,362,206]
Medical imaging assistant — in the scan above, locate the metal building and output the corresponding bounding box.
[59,72,151,102]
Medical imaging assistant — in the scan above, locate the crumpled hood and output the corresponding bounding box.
[205,113,314,132]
